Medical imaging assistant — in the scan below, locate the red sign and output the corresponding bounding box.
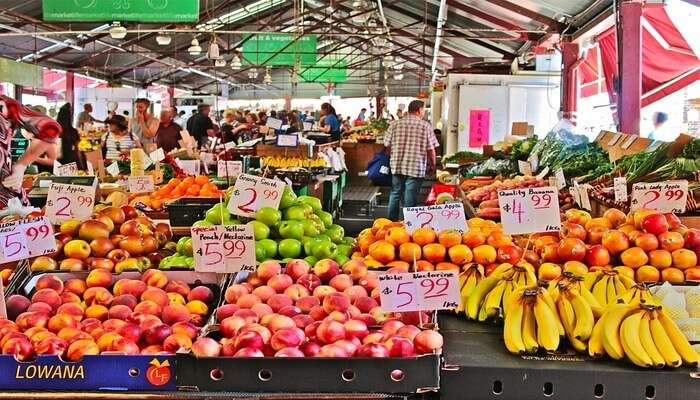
[469,109,490,147]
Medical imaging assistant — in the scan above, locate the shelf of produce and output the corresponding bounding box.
[256,142,339,159]
[438,314,700,400]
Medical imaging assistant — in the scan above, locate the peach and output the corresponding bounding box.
[86,268,113,288]
[386,336,415,357]
[661,267,685,284]
[141,269,168,288]
[329,274,353,292]
[396,325,421,341]
[370,307,390,323]
[84,304,109,321]
[100,317,125,330]
[164,280,191,297]
[313,259,340,281]
[171,321,198,339]
[2,336,34,361]
[215,304,239,321]
[0,320,19,337]
[140,345,165,355]
[27,302,53,314]
[283,284,310,300]
[327,311,348,322]
[6,295,31,320]
[278,305,301,317]
[66,338,100,361]
[60,291,81,305]
[108,337,140,355]
[89,327,107,340]
[16,311,50,331]
[220,316,247,338]
[233,309,260,324]
[268,274,293,293]
[313,285,337,300]
[35,336,68,356]
[335,339,360,356]
[344,286,368,302]
[47,313,79,333]
[300,341,321,357]
[96,331,123,351]
[185,300,208,316]
[133,314,162,330]
[237,293,262,308]
[187,286,214,304]
[224,284,249,304]
[275,347,304,357]
[257,260,282,282]
[292,314,314,329]
[239,324,272,344]
[234,347,264,357]
[319,343,349,358]
[83,287,114,307]
[64,278,87,296]
[31,288,62,311]
[267,294,293,312]
[296,273,322,291]
[36,275,64,293]
[649,250,673,269]
[23,326,47,339]
[353,297,378,313]
[267,314,296,333]
[191,337,221,357]
[117,323,143,342]
[163,333,193,353]
[168,292,186,305]
[413,330,443,354]
[134,300,162,317]
[79,318,101,334]
[345,259,369,280]
[381,320,405,335]
[309,306,328,321]
[322,292,351,314]
[344,319,369,339]
[61,329,92,345]
[270,327,304,350]
[143,324,172,345]
[316,319,345,344]
[252,286,276,301]
[672,249,697,270]
[304,321,321,339]
[112,294,138,310]
[251,303,274,318]
[1,331,27,348]
[296,296,320,313]
[359,272,379,292]
[108,304,132,320]
[234,330,265,351]
[141,287,169,308]
[113,279,147,298]
[285,259,311,281]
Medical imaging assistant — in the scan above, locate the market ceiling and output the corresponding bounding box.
[0,0,614,97]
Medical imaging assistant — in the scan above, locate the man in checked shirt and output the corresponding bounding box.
[383,100,439,221]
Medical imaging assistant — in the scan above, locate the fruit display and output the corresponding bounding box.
[158,237,195,270]
[344,119,389,143]
[190,258,443,358]
[30,205,174,274]
[1,269,218,360]
[260,156,328,169]
[133,175,224,211]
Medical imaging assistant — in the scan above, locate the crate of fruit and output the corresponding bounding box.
[1,268,226,391]
[175,260,442,394]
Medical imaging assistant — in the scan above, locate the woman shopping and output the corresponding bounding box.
[319,103,341,141]
[104,114,140,160]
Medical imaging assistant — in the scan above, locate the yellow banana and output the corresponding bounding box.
[620,311,653,367]
[580,285,604,318]
[658,309,700,366]
[503,298,526,354]
[466,274,501,319]
[649,313,682,368]
[592,275,609,306]
[588,317,605,358]
[583,271,601,291]
[549,282,562,303]
[640,289,658,306]
[522,302,539,354]
[484,279,507,318]
[606,275,618,305]
[618,273,637,289]
[492,263,514,277]
[570,289,594,341]
[639,312,665,368]
[601,303,632,360]
[557,294,587,352]
[533,298,560,352]
[612,275,627,300]
[502,279,515,315]
[478,301,489,322]
[521,267,537,287]
[459,272,478,313]
[538,289,565,337]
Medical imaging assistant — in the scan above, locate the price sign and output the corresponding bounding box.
[128,175,155,193]
[191,225,256,273]
[529,154,539,172]
[227,174,284,218]
[518,160,532,176]
[498,186,561,235]
[54,161,78,176]
[631,180,688,213]
[177,159,200,176]
[303,122,313,131]
[0,217,56,261]
[378,271,460,312]
[535,166,550,180]
[106,162,121,177]
[276,134,298,147]
[403,203,468,234]
[574,182,591,211]
[614,177,628,202]
[150,148,165,162]
[217,160,243,178]
[45,183,95,224]
[266,117,283,129]
[554,169,566,190]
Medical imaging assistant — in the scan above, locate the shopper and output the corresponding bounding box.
[257,111,268,126]
[188,104,214,148]
[220,110,237,143]
[155,109,182,153]
[56,103,80,165]
[357,108,367,122]
[286,113,301,134]
[76,103,101,128]
[104,114,139,160]
[648,111,670,141]
[130,98,159,152]
[319,102,341,141]
[384,99,438,221]
[232,113,259,142]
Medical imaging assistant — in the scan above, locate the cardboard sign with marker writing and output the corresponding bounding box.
[128,175,155,193]
[191,225,256,273]
[45,183,96,224]
[631,180,688,213]
[227,174,284,218]
[378,270,460,312]
[217,160,243,178]
[498,186,561,235]
[403,203,468,234]
[0,217,56,262]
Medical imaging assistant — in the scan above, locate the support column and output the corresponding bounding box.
[618,0,643,135]
[164,85,175,108]
[376,95,384,117]
[65,71,75,108]
[560,42,579,122]
[13,85,23,102]
[284,95,292,111]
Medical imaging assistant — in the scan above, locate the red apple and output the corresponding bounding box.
[641,213,670,235]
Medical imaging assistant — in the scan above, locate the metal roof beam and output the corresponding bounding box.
[445,0,540,41]
[484,0,566,32]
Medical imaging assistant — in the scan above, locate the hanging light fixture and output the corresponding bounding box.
[230,55,242,70]
[248,69,259,79]
[108,22,127,39]
[155,33,171,45]
[263,67,272,85]
[188,38,202,55]
[214,58,226,67]
[394,73,404,81]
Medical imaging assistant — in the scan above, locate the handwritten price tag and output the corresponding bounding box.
[554,169,566,190]
[149,148,165,162]
[403,203,468,234]
[266,117,283,129]
[0,217,56,261]
[191,225,256,273]
[128,175,155,193]
[217,160,243,178]
[0,231,28,263]
[518,160,532,176]
[228,174,284,218]
[176,159,200,176]
[631,180,688,213]
[45,183,95,224]
[498,186,561,235]
[106,162,121,177]
[276,134,298,147]
[614,177,628,202]
[378,271,460,312]
[54,161,78,176]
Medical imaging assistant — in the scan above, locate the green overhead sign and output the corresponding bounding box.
[301,58,348,83]
[242,34,317,66]
[42,0,199,22]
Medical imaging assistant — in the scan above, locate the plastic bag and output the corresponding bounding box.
[652,281,675,302]
[684,286,700,308]
[661,290,689,320]
[0,197,40,218]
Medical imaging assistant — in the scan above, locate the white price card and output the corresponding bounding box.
[227,174,284,218]
[0,231,28,263]
[54,161,78,176]
[266,117,283,129]
[217,160,243,178]
[128,175,155,193]
[403,203,468,234]
[276,134,298,147]
[177,159,200,176]
[0,217,57,261]
[518,160,532,176]
[535,166,550,180]
[150,148,165,162]
[497,186,561,235]
[106,162,121,177]
[569,184,581,207]
[614,177,628,202]
[45,183,95,224]
[303,122,313,131]
[554,168,566,190]
[631,180,688,213]
[529,154,539,172]
[575,182,592,211]
[191,225,256,273]
[378,270,460,312]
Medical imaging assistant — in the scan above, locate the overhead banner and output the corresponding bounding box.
[0,58,42,88]
[300,58,348,83]
[242,34,317,66]
[42,0,199,22]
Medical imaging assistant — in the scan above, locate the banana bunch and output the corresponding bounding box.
[503,286,562,354]
[549,272,604,318]
[555,284,596,352]
[617,284,658,307]
[588,303,699,368]
[583,269,636,307]
[466,263,537,322]
[262,156,327,169]
[457,264,485,314]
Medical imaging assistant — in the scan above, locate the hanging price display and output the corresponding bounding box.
[217,160,243,178]
[614,177,628,202]
[403,203,468,234]
[45,183,95,224]
[0,217,56,262]
[276,134,299,147]
[106,162,121,177]
[191,225,256,273]
[227,174,284,218]
[378,271,460,312]
[128,175,155,193]
[498,186,561,235]
[631,180,688,213]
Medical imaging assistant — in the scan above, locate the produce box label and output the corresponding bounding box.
[228,174,284,218]
[45,183,95,224]
[191,225,256,273]
[498,186,561,235]
[217,160,243,178]
[631,180,688,213]
[517,160,532,176]
[276,134,298,147]
[0,217,56,262]
[403,203,468,234]
[128,175,155,193]
[379,270,460,312]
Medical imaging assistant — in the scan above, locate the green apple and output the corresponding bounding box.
[171,255,188,267]
[255,242,267,262]
[283,205,309,221]
[158,255,174,270]
[279,186,297,209]
[184,257,195,269]
[304,237,322,256]
[326,224,345,244]
[258,239,278,259]
[248,220,270,240]
[333,254,349,266]
[312,240,337,260]
[300,220,320,236]
[316,234,332,243]
[297,195,322,212]
[315,210,333,228]
[303,255,318,266]
[193,220,214,227]
[300,236,312,246]
[176,237,193,257]
[163,241,177,252]
[336,244,352,258]
[256,207,282,227]
[278,238,302,259]
[342,237,355,246]
[205,203,231,224]
[279,220,304,240]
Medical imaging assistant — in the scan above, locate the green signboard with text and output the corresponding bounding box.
[300,58,348,83]
[242,34,317,66]
[43,0,199,22]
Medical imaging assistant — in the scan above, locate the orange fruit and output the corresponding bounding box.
[585,217,613,230]
[658,231,684,252]
[635,265,660,283]
[182,177,195,185]
[194,175,209,185]
[372,218,393,232]
[634,233,659,251]
[660,267,685,284]
[486,232,512,248]
[648,249,672,269]
[368,240,396,264]
[436,262,459,271]
[603,208,627,228]
[398,242,422,263]
[447,244,473,265]
[438,230,463,248]
[412,227,437,246]
[620,247,649,269]
[671,249,697,270]
[385,227,411,246]
[168,178,181,187]
[386,260,410,271]
[538,262,563,280]
[422,243,446,263]
[473,245,497,265]
[150,199,163,210]
[601,230,630,255]
[358,233,376,256]
[415,260,435,271]
[462,231,486,248]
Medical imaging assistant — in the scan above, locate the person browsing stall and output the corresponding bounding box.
[155,109,182,153]
[129,98,159,152]
[187,104,214,148]
[318,102,341,141]
[104,114,140,160]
